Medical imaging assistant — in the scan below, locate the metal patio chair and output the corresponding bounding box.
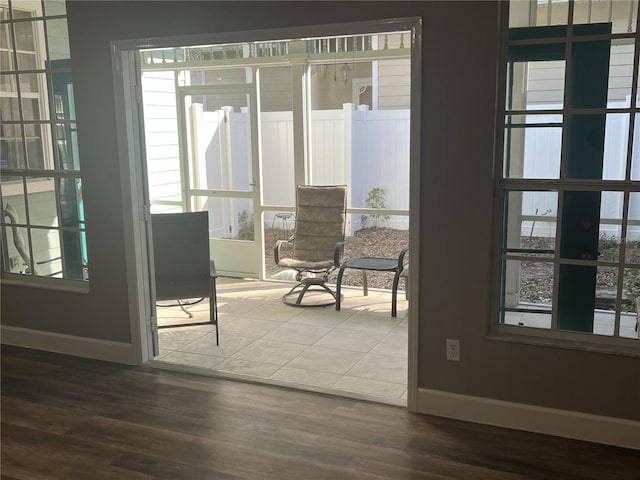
[274,185,347,307]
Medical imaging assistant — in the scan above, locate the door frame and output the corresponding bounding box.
[112,18,422,411]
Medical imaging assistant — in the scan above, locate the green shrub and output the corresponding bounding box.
[361,187,390,229]
[237,209,254,240]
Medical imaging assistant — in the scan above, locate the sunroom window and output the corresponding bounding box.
[0,0,86,282]
[497,0,639,344]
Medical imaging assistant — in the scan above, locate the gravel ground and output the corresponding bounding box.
[265,227,409,291]
[265,228,639,310]
[519,236,639,311]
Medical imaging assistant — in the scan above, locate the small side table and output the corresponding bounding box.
[335,255,406,317]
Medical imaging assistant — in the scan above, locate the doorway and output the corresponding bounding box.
[114,18,421,406]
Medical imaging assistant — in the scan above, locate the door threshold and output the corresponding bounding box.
[146,358,407,407]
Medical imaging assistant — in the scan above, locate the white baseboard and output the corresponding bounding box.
[1,325,140,365]
[417,388,640,450]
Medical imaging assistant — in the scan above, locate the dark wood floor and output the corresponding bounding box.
[1,345,638,480]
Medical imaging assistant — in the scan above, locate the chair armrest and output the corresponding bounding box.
[397,247,409,271]
[334,241,347,267]
[274,239,292,265]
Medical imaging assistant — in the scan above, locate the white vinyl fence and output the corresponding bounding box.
[523,104,640,240]
[141,71,639,242]
[141,71,410,238]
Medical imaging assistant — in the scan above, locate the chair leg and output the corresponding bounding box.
[210,277,219,345]
[336,264,347,311]
[177,300,194,318]
[391,271,401,318]
[295,282,313,305]
[283,278,338,307]
[362,271,368,296]
[405,277,409,300]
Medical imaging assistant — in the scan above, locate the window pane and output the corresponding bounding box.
[55,123,79,169]
[0,77,19,119]
[505,191,557,254]
[593,266,618,336]
[57,176,83,229]
[506,61,565,110]
[14,21,37,51]
[141,70,181,209]
[0,123,25,168]
[11,1,42,18]
[259,66,295,206]
[32,227,63,277]
[564,114,608,179]
[574,0,638,34]
[46,18,69,61]
[2,225,32,273]
[599,191,624,262]
[509,0,568,28]
[16,51,37,70]
[20,96,42,120]
[192,196,254,240]
[18,71,44,93]
[19,72,49,121]
[626,192,640,264]
[1,178,27,223]
[607,39,634,106]
[504,114,562,179]
[631,115,640,180]
[559,190,605,262]
[44,0,66,16]
[621,268,639,339]
[25,123,52,169]
[509,1,531,28]
[0,23,15,71]
[51,72,75,120]
[26,176,58,227]
[185,93,253,191]
[506,309,553,329]
[602,113,629,180]
[501,258,553,317]
[59,228,86,279]
[263,209,295,280]
[0,1,9,21]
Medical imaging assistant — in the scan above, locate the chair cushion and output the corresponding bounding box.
[278,258,335,271]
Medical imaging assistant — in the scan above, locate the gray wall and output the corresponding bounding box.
[1,1,638,421]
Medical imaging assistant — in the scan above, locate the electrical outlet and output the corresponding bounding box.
[446,338,460,361]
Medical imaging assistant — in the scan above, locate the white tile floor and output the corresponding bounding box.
[153,278,409,405]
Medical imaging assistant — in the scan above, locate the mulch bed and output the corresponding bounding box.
[265,227,409,291]
[265,228,639,310]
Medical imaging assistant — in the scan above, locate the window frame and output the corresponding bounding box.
[491,1,640,354]
[1,0,87,290]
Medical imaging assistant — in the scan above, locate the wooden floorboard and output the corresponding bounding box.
[1,345,638,479]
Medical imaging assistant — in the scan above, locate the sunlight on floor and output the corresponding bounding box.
[153,278,409,405]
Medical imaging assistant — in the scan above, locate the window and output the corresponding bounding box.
[496,1,639,345]
[0,0,86,282]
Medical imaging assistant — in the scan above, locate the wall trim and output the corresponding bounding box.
[1,326,140,365]
[417,387,640,450]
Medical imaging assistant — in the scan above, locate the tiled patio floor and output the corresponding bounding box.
[152,277,409,405]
